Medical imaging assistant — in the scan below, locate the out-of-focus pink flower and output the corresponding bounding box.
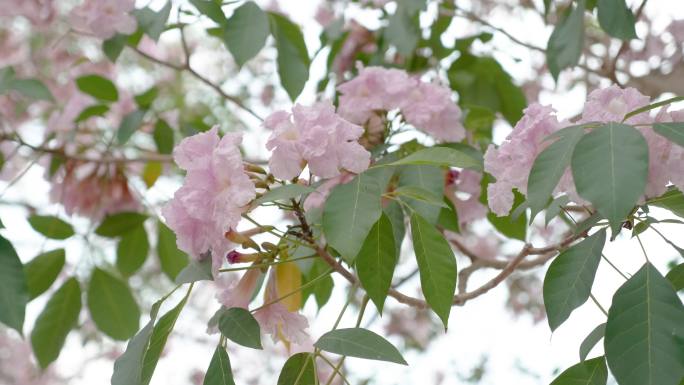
[253,302,309,346]
[580,85,650,124]
[337,65,465,141]
[50,161,139,220]
[667,19,684,41]
[484,103,561,216]
[0,0,55,26]
[216,268,262,309]
[162,127,256,272]
[0,330,61,384]
[70,0,137,39]
[314,5,335,28]
[333,22,376,75]
[446,170,487,226]
[265,101,370,180]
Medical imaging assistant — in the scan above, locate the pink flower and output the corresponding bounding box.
[401,82,465,142]
[216,269,262,309]
[446,170,487,226]
[0,0,55,27]
[483,103,562,215]
[70,0,137,39]
[580,85,651,125]
[254,302,309,346]
[265,101,370,180]
[162,127,256,272]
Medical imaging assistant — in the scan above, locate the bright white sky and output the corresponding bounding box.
[2,0,683,384]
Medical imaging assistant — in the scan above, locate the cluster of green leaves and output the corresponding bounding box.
[0,212,191,369]
[191,0,310,100]
[546,0,638,79]
[0,67,54,102]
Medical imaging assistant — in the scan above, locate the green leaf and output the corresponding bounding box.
[134,87,158,109]
[269,12,310,101]
[76,104,110,123]
[117,225,149,277]
[623,96,684,122]
[387,147,483,171]
[385,2,420,56]
[24,249,65,300]
[579,323,606,362]
[653,122,684,147]
[96,212,148,237]
[649,187,684,219]
[604,262,684,385]
[143,161,162,188]
[103,34,127,62]
[134,2,172,41]
[549,357,608,385]
[0,235,28,333]
[437,197,460,233]
[597,0,637,40]
[356,213,398,313]
[323,171,383,263]
[410,212,457,328]
[277,353,317,385]
[223,2,270,67]
[157,222,189,280]
[254,184,315,205]
[8,78,54,101]
[394,186,448,208]
[487,190,528,241]
[218,307,262,349]
[190,0,227,26]
[153,119,174,154]
[118,110,146,144]
[543,229,606,331]
[397,165,444,224]
[314,328,407,365]
[27,215,75,240]
[571,123,649,235]
[76,74,119,102]
[666,263,684,291]
[527,126,585,219]
[384,201,406,255]
[203,345,236,385]
[546,195,571,225]
[141,295,188,385]
[31,278,81,368]
[175,258,213,284]
[547,1,585,80]
[88,268,140,340]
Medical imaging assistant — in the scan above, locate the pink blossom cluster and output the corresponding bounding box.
[264,101,370,180]
[445,169,487,227]
[337,66,466,142]
[50,161,139,220]
[70,0,137,39]
[162,127,255,271]
[484,85,684,216]
[0,0,55,27]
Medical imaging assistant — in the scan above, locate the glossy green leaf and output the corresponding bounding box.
[666,263,684,291]
[597,0,637,40]
[546,1,585,80]
[571,123,649,234]
[0,235,28,333]
[153,119,174,154]
[543,229,606,331]
[277,353,317,385]
[579,323,606,362]
[410,212,457,328]
[24,249,65,300]
[203,345,235,385]
[118,110,146,144]
[384,200,406,255]
[254,184,315,205]
[141,295,188,385]
[31,278,81,368]
[604,262,684,385]
[190,0,226,25]
[96,212,148,237]
[387,147,483,171]
[653,122,684,147]
[157,221,189,280]
[218,307,262,349]
[269,12,310,101]
[76,74,119,102]
[549,357,608,385]
[397,165,444,224]
[356,213,398,313]
[394,186,447,208]
[28,215,74,240]
[223,2,270,67]
[315,328,407,365]
[527,126,585,219]
[323,171,383,263]
[175,258,213,284]
[117,225,149,277]
[88,268,140,340]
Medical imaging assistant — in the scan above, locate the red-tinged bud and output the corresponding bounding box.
[446,169,460,186]
[226,250,243,264]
